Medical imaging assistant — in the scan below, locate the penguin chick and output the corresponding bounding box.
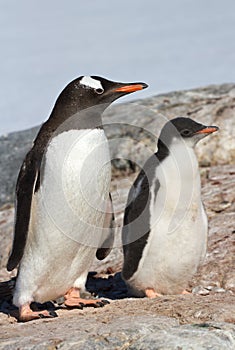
[122,117,218,298]
[7,75,148,321]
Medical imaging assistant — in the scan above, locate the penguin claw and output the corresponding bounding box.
[95,301,104,308]
[49,311,58,317]
[66,303,83,310]
[38,311,58,318]
[75,305,84,310]
[94,299,110,307]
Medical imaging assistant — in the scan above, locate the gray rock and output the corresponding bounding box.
[128,322,235,350]
[0,315,234,350]
[0,126,39,206]
[0,206,14,273]
[1,83,235,207]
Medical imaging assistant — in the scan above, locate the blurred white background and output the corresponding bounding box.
[0,0,235,134]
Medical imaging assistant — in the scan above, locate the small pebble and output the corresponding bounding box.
[192,286,210,295]
[213,287,226,293]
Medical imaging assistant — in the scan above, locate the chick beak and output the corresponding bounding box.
[195,126,219,134]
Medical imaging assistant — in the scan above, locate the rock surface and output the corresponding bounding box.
[0,84,234,349]
[0,307,235,350]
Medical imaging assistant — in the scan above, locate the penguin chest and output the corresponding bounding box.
[29,128,111,259]
[131,146,208,294]
[41,128,110,235]
[144,198,208,293]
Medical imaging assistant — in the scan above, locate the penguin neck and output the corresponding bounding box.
[157,137,199,177]
[50,104,104,132]
[156,139,170,161]
[155,138,201,214]
[34,106,106,154]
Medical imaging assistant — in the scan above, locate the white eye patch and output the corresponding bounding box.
[80,76,103,90]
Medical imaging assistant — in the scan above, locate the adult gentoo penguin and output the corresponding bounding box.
[7,75,148,321]
[122,117,218,298]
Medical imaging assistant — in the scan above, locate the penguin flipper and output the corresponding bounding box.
[96,194,115,260]
[7,149,40,271]
[122,154,160,281]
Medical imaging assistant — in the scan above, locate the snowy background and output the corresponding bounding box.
[0,0,235,134]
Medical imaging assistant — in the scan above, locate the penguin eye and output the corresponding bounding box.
[95,88,104,94]
[181,129,191,136]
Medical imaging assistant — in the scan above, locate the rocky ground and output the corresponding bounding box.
[0,84,234,349]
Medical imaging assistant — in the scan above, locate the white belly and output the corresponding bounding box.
[129,143,208,295]
[15,129,111,305]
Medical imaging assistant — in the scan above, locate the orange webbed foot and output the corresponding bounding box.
[145,288,163,299]
[19,304,57,322]
[64,287,109,309]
